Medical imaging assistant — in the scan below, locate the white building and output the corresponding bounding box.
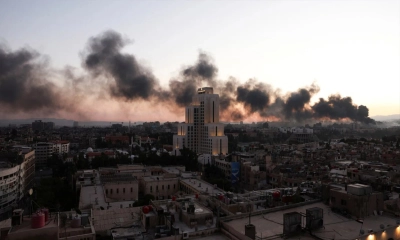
[52,140,70,155]
[0,147,35,221]
[173,87,228,155]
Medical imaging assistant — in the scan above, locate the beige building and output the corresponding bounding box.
[241,161,266,191]
[6,210,95,240]
[329,184,384,218]
[141,175,179,199]
[173,87,228,155]
[52,140,70,155]
[104,181,139,202]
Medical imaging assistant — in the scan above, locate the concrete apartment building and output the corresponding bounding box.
[51,140,70,155]
[34,142,54,168]
[173,87,228,155]
[0,147,35,221]
[31,120,55,131]
[329,184,384,218]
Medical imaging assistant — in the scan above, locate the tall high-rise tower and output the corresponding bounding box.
[173,87,228,155]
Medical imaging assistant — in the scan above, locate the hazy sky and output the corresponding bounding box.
[0,0,399,121]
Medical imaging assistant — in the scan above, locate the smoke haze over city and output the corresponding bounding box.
[0,1,398,123]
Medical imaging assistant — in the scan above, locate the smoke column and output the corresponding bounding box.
[0,30,376,124]
[0,45,81,116]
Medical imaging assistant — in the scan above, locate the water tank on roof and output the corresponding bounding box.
[41,208,49,222]
[142,206,150,214]
[272,191,280,200]
[31,212,45,229]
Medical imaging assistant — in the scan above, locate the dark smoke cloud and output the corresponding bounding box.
[0,45,79,115]
[236,80,271,113]
[282,84,319,121]
[183,53,218,81]
[83,30,160,101]
[168,52,218,107]
[0,30,376,124]
[312,95,375,124]
[217,78,374,124]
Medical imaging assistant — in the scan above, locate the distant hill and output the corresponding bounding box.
[0,118,139,127]
[371,114,400,121]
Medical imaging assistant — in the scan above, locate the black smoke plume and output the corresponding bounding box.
[0,45,78,115]
[168,52,218,107]
[83,30,161,101]
[236,80,271,114]
[0,30,376,124]
[312,95,375,124]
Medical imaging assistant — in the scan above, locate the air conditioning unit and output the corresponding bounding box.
[283,212,302,236]
[306,207,324,230]
[182,232,189,239]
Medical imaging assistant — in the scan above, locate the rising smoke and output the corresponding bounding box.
[0,30,376,124]
[83,30,161,101]
[168,52,218,107]
[0,44,81,116]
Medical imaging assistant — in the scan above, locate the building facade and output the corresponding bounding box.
[0,147,35,221]
[52,141,70,155]
[34,142,54,168]
[173,87,228,155]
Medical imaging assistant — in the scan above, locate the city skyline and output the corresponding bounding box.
[0,0,399,122]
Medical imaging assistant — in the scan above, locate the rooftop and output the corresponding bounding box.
[180,178,224,195]
[92,207,142,233]
[224,202,400,239]
[9,215,58,234]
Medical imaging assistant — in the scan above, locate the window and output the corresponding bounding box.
[162,185,164,190]
[123,188,125,193]
[110,189,113,194]
[168,185,170,190]
[174,184,176,189]
[117,188,119,194]
[150,186,153,192]
[156,186,158,191]
[131,187,133,193]
[341,199,347,206]
[330,197,335,203]
[106,189,108,195]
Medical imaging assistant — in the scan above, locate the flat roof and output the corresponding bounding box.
[180,178,224,195]
[92,207,142,232]
[0,218,11,230]
[224,202,398,239]
[162,167,181,174]
[79,185,133,210]
[142,175,178,182]
[9,216,58,233]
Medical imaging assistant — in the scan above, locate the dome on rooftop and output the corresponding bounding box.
[86,147,94,153]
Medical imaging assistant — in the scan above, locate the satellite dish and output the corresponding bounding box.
[28,189,33,196]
